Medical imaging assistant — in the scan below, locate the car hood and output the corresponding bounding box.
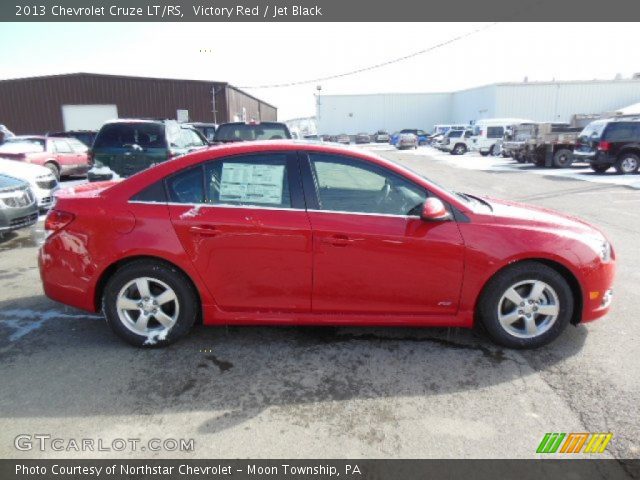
[0,159,51,180]
[484,196,605,240]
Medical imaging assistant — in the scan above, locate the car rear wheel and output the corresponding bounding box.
[478,262,573,349]
[553,148,574,168]
[452,144,467,155]
[591,164,610,174]
[102,260,198,347]
[614,153,639,175]
[45,162,60,180]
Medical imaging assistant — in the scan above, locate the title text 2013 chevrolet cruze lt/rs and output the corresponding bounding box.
[39,141,615,348]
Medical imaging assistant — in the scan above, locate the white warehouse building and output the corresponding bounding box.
[317,79,640,134]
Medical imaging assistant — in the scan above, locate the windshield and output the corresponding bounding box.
[578,121,607,142]
[214,123,291,142]
[0,138,45,153]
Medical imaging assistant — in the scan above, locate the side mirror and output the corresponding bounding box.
[421,198,451,222]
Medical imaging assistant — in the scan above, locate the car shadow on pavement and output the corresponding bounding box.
[0,295,588,435]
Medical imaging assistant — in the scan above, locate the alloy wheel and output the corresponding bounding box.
[621,157,638,173]
[116,277,180,336]
[497,280,560,339]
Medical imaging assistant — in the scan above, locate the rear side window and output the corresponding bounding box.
[487,126,504,138]
[67,138,88,153]
[131,181,167,203]
[166,167,204,204]
[205,154,291,208]
[94,123,166,149]
[53,140,73,153]
[603,123,640,142]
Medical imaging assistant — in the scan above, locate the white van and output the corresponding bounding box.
[470,118,532,156]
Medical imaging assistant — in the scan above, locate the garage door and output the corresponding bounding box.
[62,104,118,131]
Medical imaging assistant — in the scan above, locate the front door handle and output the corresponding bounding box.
[322,234,353,247]
[189,225,218,237]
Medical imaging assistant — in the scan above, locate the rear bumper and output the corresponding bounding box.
[574,150,614,166]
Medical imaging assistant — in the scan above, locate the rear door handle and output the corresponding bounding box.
[189,225,218,237]
[322,234,353,247]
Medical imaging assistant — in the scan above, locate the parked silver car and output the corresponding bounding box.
[0,174,38,236]
[395,133,418,150]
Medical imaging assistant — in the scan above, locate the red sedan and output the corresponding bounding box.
[39,141,615,348]
[0,135,90,179]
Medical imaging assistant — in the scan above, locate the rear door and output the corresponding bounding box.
[51,139,77,174]
[168,151,313,313]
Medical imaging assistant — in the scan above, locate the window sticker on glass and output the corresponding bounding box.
[219,163,285,205]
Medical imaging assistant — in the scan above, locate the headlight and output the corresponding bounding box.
[600,240,612,263]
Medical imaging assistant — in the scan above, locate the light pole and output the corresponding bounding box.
[315,85,322,136]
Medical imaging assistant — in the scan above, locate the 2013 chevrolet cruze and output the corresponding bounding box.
[39,141,615,348]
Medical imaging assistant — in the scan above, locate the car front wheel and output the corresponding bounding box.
[478,262,573,349]
[102,260,198,347]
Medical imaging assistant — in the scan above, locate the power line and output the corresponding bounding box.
[238,23,499,89]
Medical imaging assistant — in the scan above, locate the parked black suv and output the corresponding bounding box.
[213,122,291,143]
[574,119,640,174]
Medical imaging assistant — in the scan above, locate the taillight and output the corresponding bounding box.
[87,149,94,166]
[45,210,75,234]
[598,141,611,151]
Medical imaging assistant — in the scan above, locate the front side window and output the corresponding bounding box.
[205,154,291,208]
[309,153,427,216]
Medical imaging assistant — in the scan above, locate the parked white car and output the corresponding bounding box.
[440,129,474,155]
[470,118,533,156]
[0,159,58,210]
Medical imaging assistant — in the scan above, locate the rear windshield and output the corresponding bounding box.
[94,123,166,149]
[0,138,45,153]
[214,123,291,142]
[578,121,607,142]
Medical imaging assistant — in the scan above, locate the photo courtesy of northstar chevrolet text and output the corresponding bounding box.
[0,1,639,478]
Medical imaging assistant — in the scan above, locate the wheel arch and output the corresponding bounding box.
[475,258,583,326]
[94,255,203,323]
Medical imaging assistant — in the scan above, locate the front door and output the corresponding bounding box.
[168,151,312,313]
[303,152,465,315]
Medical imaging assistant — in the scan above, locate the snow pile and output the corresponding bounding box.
[88,165,121,180]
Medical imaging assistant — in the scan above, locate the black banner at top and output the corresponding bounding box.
[2,0,640,22]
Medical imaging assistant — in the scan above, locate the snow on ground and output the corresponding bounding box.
[364,145,640,190]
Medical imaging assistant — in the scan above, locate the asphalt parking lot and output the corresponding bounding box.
[0,147,638,470]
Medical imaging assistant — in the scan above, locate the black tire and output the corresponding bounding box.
[451,143,467,155]
[552,148,574,168]
[514,153,525,164]
[590,164,610,174]
[614,153,640,175]
[45,162,60,180]
[102,260,198,347]
[478,261,573,349]
[480,151,489,157]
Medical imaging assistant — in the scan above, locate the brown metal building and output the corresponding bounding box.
[0,73,277,134]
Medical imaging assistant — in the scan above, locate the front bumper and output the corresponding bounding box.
[0,207,38,233]
[581,260,616,323]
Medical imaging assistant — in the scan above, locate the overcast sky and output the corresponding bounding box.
[1,22,638,120]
